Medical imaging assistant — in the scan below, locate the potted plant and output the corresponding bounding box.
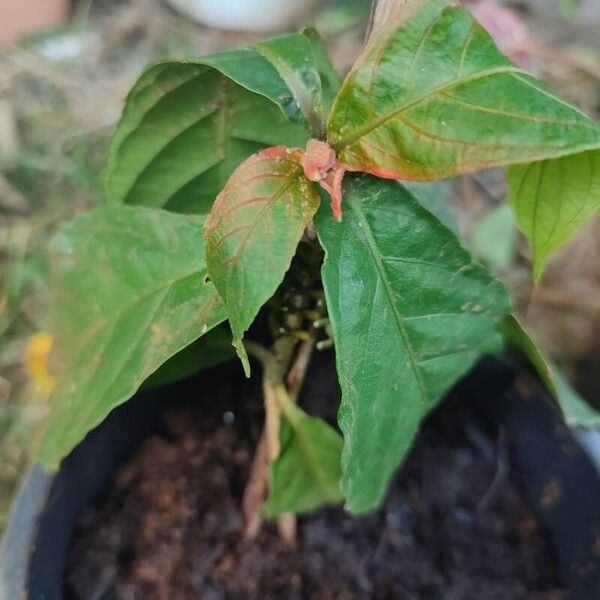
[3,0,600,596]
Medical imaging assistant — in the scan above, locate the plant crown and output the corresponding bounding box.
[39,1,600,515]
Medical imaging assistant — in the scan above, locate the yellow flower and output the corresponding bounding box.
[25,332,55,395]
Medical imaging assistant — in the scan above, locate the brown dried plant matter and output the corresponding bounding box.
[241,337,315,546]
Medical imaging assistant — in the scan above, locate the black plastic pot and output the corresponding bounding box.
[2,358,600,599]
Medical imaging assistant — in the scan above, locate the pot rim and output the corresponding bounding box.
[0,466,52,600]
[2,359,600,598]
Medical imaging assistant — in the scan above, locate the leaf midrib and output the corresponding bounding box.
[254,44,323,136]
[60,261,211,353]
[54,272,222,428]
[346,187,428,405]
[106,68,207,196]
[49,280,224,465]
[63,283,173,437]
[221,164,304,268]
[97,286,222,411]
[333,66,532,150]
[295,429,340,500]
[121,98,222,204]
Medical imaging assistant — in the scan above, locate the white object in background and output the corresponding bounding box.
[166,0,320,32]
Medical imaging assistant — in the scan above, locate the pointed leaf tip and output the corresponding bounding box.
[316,175,511,512]
[204,147,321,369]
[508,150,600,282]
[329,0,600,183]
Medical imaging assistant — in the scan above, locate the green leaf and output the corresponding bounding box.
[266,388,343,518]
[39,206,226,468]
[301,27,342,116]
[315,175,511,513]
[141,325,234,390]
[328,0,600,278]
[204,147,320,374]
[508,150,600,280]
[328,0,600,180]
[469,203,518,272]
[501,315,600,428]
[104,32,328,213]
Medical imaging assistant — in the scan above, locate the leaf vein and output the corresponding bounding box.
[439,92,598,129]
[334,65,528,149]
[347,190,428,405]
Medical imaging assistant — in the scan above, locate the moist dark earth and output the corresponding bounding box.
[66,358,565,600]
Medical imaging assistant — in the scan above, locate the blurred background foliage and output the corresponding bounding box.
[0,0,599,530]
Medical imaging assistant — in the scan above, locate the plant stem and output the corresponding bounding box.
[277,513,297,547]
[277,338,315,546]
[287,337,316,403]
[243,0,385,543]
[263,363,282,462]
[242,337,314,545]
[241,431,269,539]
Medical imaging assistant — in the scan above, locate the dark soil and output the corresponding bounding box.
[66,357,565,600]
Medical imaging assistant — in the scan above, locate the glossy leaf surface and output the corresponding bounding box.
[104,32,328,213]
[40,206,225,468]
[266,392,343,518]
[204,147,320,373]
[508,150,600,279]
[328,0,600,180]
[302,27,341,116]
[502,315,600,427]
[316,175,511,513]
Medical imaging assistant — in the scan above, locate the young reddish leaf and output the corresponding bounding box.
[328,0,600,181]
[301,139,346,221]
[204,147,320,373]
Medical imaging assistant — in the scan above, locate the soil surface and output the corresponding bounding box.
[66,358,565,600]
